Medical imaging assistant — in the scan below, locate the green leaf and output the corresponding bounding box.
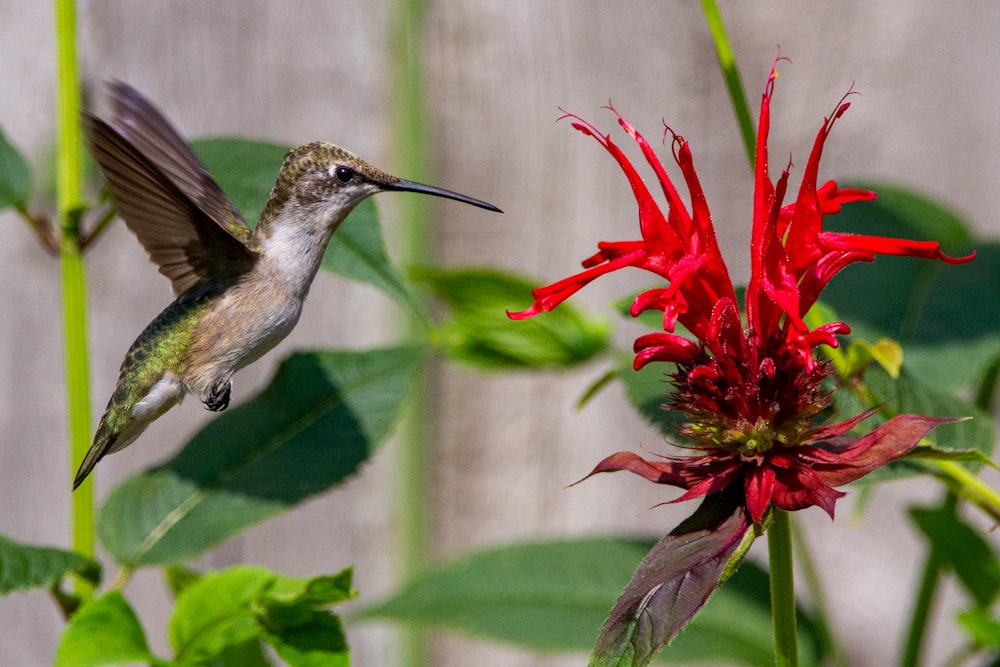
[833,366,995,485]
[359,531,820,666]
[202,639,272,667]
[416,268,610,369]
[906,444,997,467]
[98,346,426,566]
[266,568,355,608]
[957,607,1000,648]
[0,126,31,209]
[321,200,429,324]
[590,493,751,667]
[359,537,652,652]
[844,338,903,379]
[822,183,1000,392]
[191,138,287,225]
[0,533,100,595]
[165,564,202,600]
[261,611,349,667]
[910,505,1000,607]
[259,568,355,633]
[170,566,272,664]
[617,356,691,443]
[170,565,353,667]
[54,592,159,667]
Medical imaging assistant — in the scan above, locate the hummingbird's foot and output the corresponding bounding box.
[205,380,231,412]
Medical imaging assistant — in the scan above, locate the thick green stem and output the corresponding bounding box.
[55,0,94,600]
[699,0,756,171]
[768,510,798,667]
[392,0,431,665]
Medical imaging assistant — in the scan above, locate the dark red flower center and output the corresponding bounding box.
[669,330,833,458]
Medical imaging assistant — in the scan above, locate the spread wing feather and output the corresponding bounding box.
[84,89,257,295]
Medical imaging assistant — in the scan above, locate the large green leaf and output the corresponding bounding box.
[54,592,160,667]
[0,533,100,595]
[358,534,821,666]
[0,126,31,210]
[320,199,429,324]
[98,346,426,566]
[359,537,650,651]
[822,183,1000,392]
[192,138,426,321]
[190,138,287,225]
[416,268,611,369]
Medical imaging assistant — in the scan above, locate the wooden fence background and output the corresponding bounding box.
[2,2,998,665]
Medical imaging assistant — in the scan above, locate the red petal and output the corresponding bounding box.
[819,232,976,265]
[579,451,693,489]
[770,462,846,519]
[633,332,702,369]
[744,464,776,524]
[506,246,645,320]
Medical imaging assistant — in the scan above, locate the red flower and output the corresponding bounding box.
[510,60,971,524]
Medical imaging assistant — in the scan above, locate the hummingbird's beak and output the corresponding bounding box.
[383,178,502,213]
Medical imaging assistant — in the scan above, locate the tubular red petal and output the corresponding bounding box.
[506,246,646,320]
[633,332,703,369]
[819,232,976,264]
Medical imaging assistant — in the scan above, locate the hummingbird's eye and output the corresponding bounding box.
[333,166,356,184]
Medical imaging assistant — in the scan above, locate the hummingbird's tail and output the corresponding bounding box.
[73,421,117,490]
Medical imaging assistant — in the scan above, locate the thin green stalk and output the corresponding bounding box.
[699,0,756,170]
[392,0,431,665]
[899,494,955,667]
[926,460,1000,522]
[55,0,94,600]
[790,520,848,667]
[768,509,798,667]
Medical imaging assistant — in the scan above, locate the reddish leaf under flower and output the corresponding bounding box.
[591,490,751,667]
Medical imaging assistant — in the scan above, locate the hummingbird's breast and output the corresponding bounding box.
[184,275,304,397]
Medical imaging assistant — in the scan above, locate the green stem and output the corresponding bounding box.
[768,509,798,667]
[899,494,955,667]
[790,520,848,667]
[699,0,756,170]
[392,0,431,665]
[55,0,94,600]
[926,460,1000,522]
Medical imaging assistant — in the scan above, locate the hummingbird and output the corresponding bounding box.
[74,82,500,489]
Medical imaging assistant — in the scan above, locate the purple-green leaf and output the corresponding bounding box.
[591,493,751,667]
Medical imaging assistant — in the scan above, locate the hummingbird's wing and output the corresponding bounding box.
[85,84,257,297]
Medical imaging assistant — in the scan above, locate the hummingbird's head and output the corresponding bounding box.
[259,141,500,235]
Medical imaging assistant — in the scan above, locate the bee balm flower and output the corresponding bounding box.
[510,61,971,524]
